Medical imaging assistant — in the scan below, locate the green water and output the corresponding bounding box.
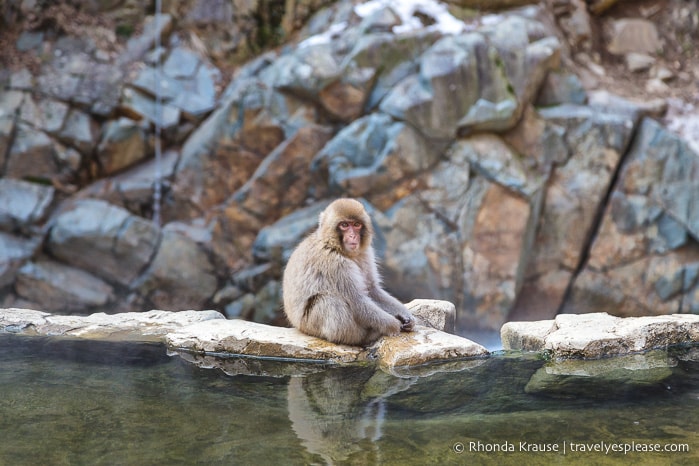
[0,334,697,465]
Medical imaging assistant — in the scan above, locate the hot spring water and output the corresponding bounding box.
[1,334,697,465]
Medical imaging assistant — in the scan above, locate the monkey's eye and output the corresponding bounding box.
[339,221,362,230]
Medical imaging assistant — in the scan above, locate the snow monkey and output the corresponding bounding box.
[282,198,414,346]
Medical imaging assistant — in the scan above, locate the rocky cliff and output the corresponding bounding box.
[1,0,698,333]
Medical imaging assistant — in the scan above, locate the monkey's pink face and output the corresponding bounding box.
[339,220,363,252]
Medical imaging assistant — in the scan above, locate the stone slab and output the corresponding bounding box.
[0,308,224,341]
[1,302,488,369]
[502,312,699,358]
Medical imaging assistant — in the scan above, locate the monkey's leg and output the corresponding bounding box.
[300,295,370,346]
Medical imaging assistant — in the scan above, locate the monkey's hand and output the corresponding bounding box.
[396,313,414,332]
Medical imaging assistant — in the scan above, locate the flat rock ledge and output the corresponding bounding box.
[502,312,699,359]
[0,299,488,370]
[165,319,488,368]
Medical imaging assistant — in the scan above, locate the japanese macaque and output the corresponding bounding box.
[282,199,414,346]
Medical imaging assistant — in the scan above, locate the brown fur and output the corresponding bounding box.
[282,199,414,346]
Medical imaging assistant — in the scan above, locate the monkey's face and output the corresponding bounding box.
[338,220,363,253]
[319,199,372,256]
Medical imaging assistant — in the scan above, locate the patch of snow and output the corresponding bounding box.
[481,14,505,26]
[664,97,699,155]
[300,0,472,48]
[299,21,348,48]
[355,0,466,35]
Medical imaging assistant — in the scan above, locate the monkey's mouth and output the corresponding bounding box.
[345,241,359,250]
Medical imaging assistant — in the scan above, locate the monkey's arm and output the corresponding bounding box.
[360,250,414,331]
[368,286,414,332]
[353,295,404,333]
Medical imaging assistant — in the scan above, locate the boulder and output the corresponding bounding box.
[272,42,339,90]
[14,260,115,312]
[535,70,587,106]
[386,14,559,139]
[76,63,124,117]
[18,94,69,134]
[128,45,221,123]
[97,118,149,174]
[48,199,160,287]
[119,87,181,129]
[134,225,218,310]
[0,233,42,287]
[58,109,99,155]
[375,134,542,332]
[461,181,535,329]
[117,13,174,65]
[311,113,442,197]
[169,79,294,219]
[501,312,699,358]
[0,179,54,232]
[5,124,60,180]
[252,200,332,262]
[378,155,470,307]
[249,280,282,324]
[229,123,335,221]
[607,18,662,56]
[379,31,516,140]
[451,132,546,197]
[343,30,440,111]
[406,299,456,333]
[82,148,180,211]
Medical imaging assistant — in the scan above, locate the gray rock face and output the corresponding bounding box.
[6,124,61,180]
[380,15,560,140]
[97,118,148,174]
[0,233,41,287]
[0,179,54,232]
[312,113,441,196]
[1,0,697,334]
[510,104,635,320]
[126,45,221,123]
[49,199,160,287]
[134,226,217,310]
[253,200,332,262]
[233,124,334,218]
[564,118,699,316]
[15,260,114,312]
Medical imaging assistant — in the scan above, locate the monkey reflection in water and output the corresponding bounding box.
[283,199,414,346]
[287,367,415,464]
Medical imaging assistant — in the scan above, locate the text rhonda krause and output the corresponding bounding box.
[466,441,690,454]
